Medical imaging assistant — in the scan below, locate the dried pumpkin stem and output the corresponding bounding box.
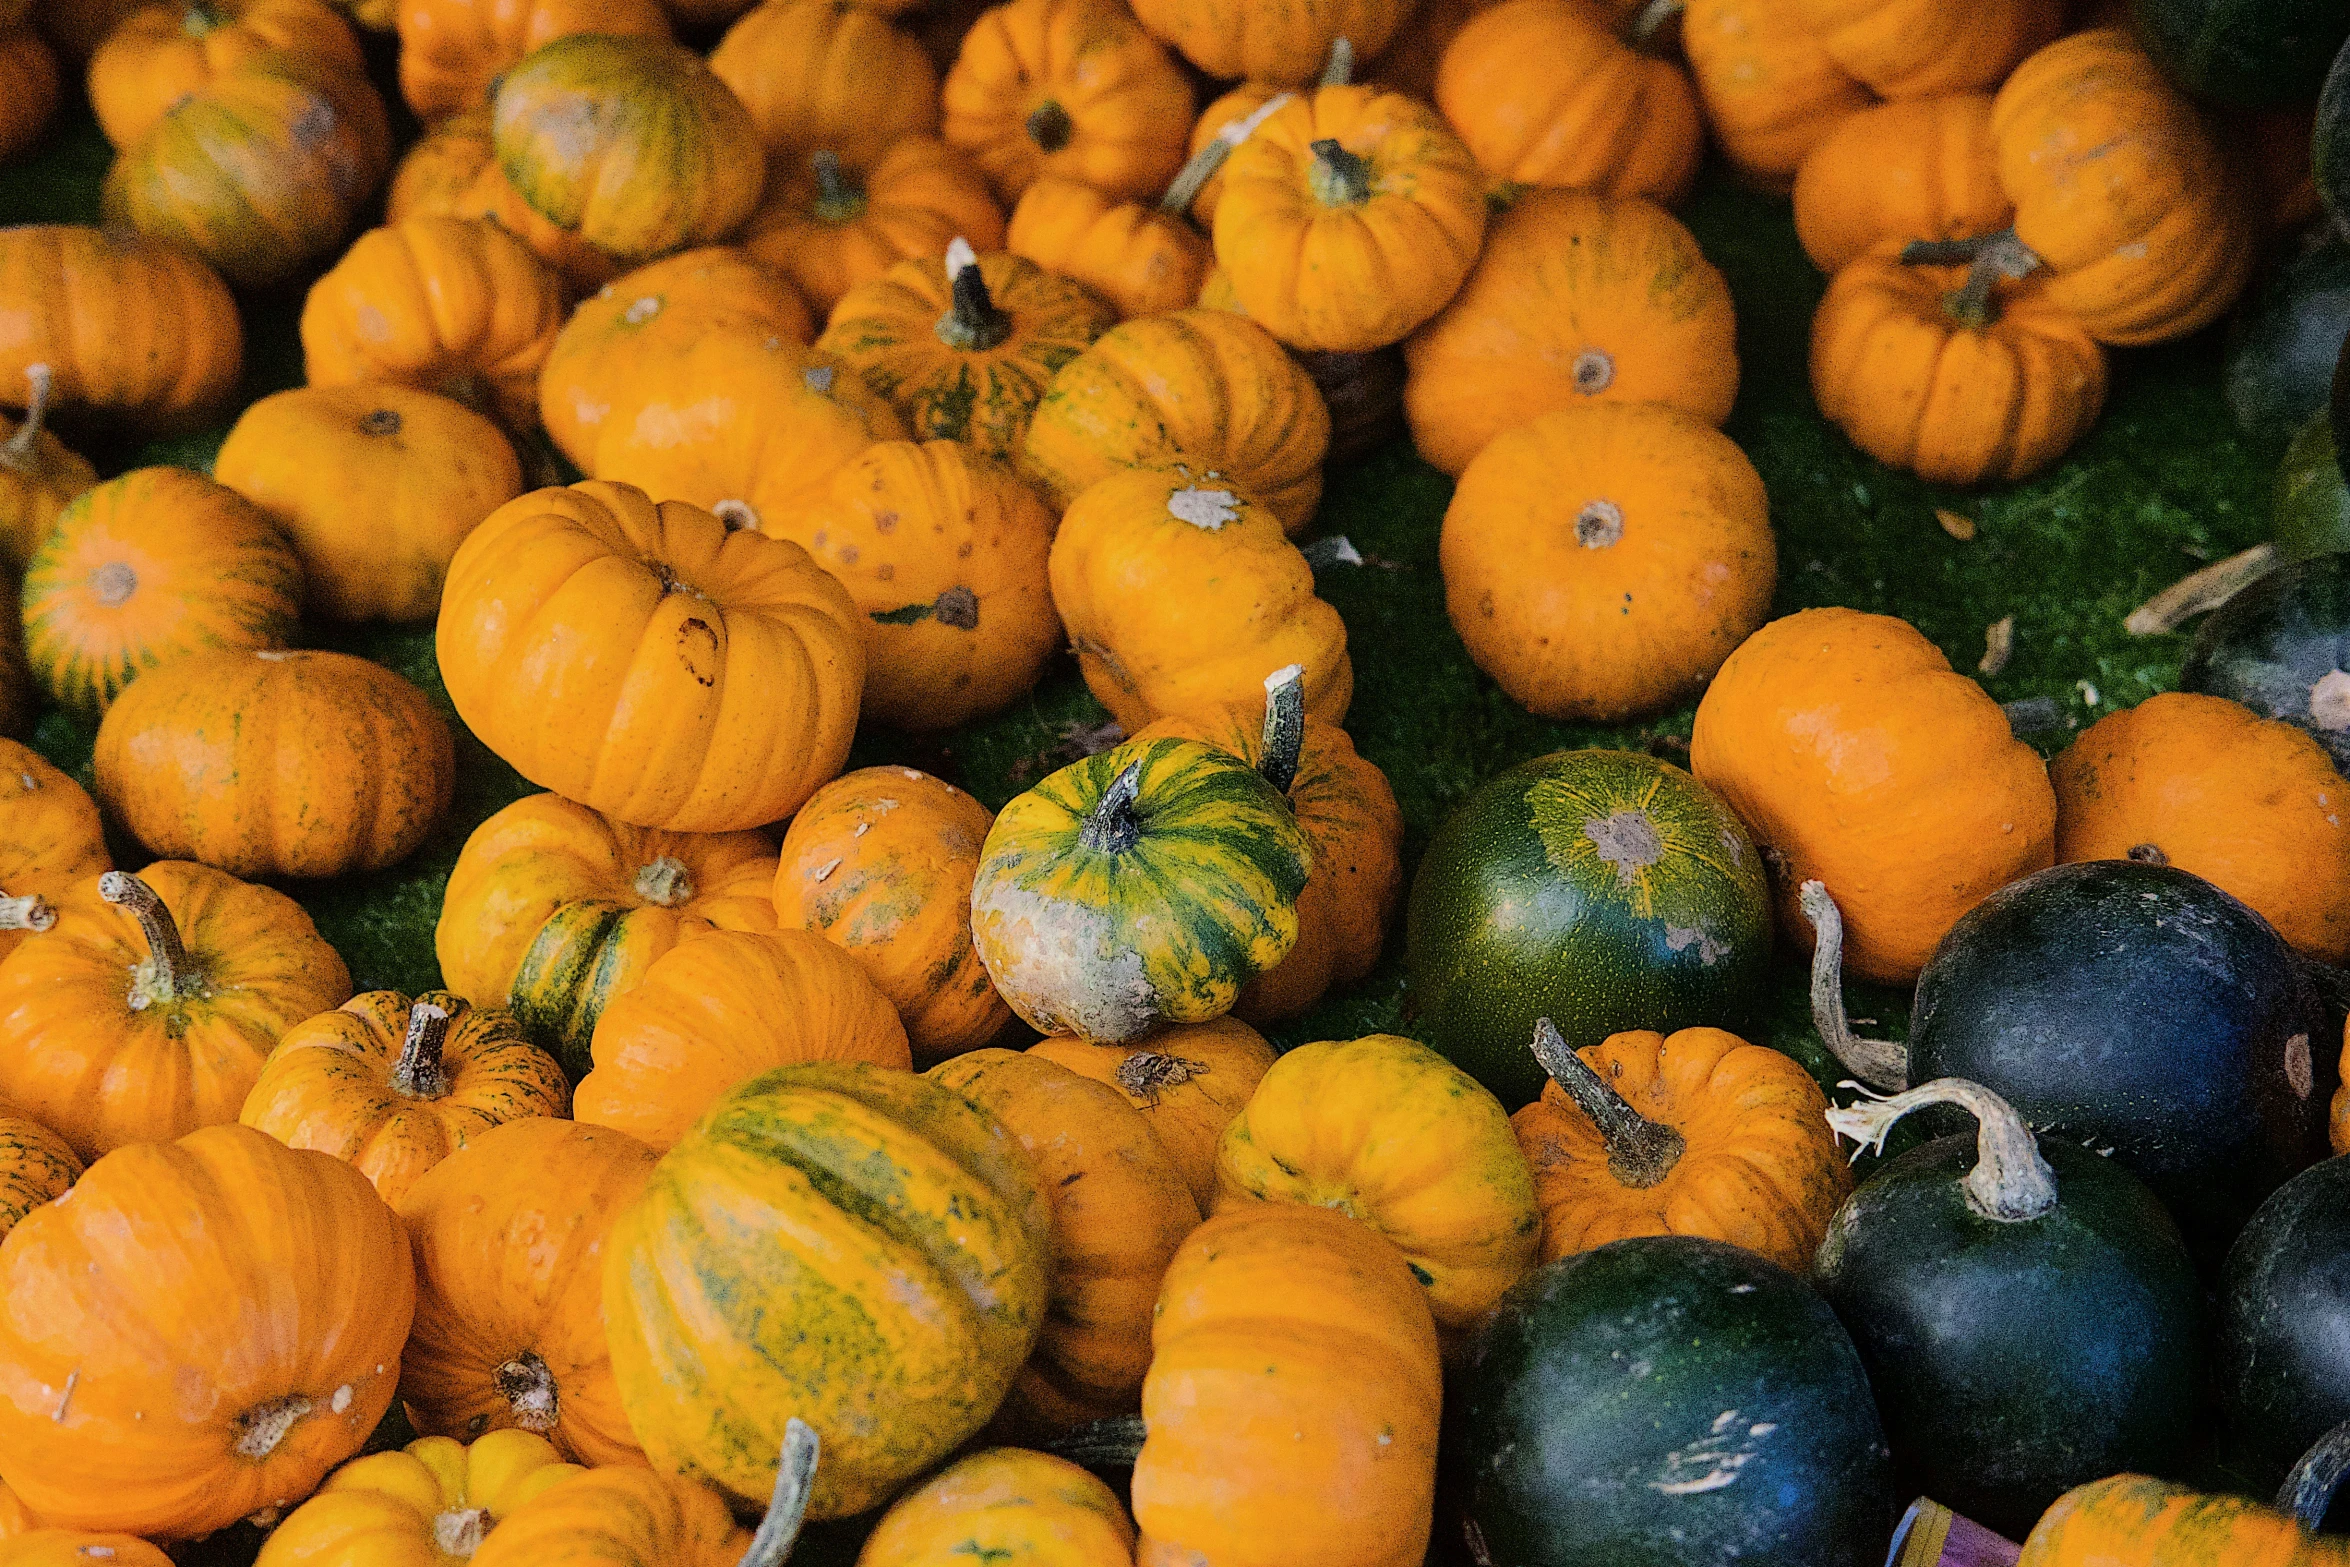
[1047,1412,1148,1468]
[936,239,1013,353]
[634,854,696,907]
[1824,1076,2057,1222]
[1077,761,1146,855]
[100,871,203,1007]
[183,0,229,35]
[2279,1417,2350,1530]
[1627,0,1684,48]
[1320,36,1355,85]
[1258,664,1307,797]
[1026,100,1073,153]
[1529,1017,1685,1189]
[738,1418,820,1567]
[390,999,455,1100]
[1164,91,1299,214]
[1899,229,2040,329]
[2124,543,2278,636]
[1,364,56,469]
[810,151,866,223]
[1116,1051,1204,1105]
[1796,881,1909,1093]
[492,1350,561,1432]
[434,1508,491,1557]
[1307,138,1373,207]
[0,893,54,933]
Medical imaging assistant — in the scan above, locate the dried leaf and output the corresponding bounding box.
[1979,616,2014,676]
[1937,509,1978,542]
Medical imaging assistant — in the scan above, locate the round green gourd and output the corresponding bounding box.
[2180,549,2350,771]
[2221,1155,2350,1484]
[2226,236,2350,445]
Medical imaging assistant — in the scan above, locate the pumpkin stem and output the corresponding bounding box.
[1307,139,1374,207]
[1116,1050,1205,1105]
[1258,664,1306,797]
[737,1418,819,1567]
[1320,36,1355,84]
[1824,1077,2058,1223]
[360,408,403,438]
[101,871,205,1009]
[1795,881,1909,1093]
[433,1508,491,1557]
[231,1393,316,1460]
[390,998,456,1100]
[1026,100,1073,153]
[2279,1418,2350,1531]
[1899,229,2039,329]
[1164,91,1297,215]
[1627,0,1684,48]
[1529,1017,1686,1189]
[1047,1412,1148,1468]
[0,893,54,934]
[492,1350,560,1432]
[2124,542,2279,636]
[809,151,866,223]
[1,364,56,469]
[633,854,696,907]
[183,0,228,35]
[1077,760,1146,855]
[936,238,1013,353]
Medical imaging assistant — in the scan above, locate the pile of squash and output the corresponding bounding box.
[2,0,2350,1562]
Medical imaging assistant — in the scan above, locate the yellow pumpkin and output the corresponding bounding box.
[1004,173,1210,321]
[855,1449,1136,1567]
[741,140,1006,316]
[1029,1019,1277,1212]
[253,1431,582,1566]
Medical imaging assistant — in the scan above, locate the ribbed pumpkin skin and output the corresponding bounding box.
[21,466,302,717]
[773,766,1011,1060]
[239,990,570,1209]
[0,29,58,162]
[1810,250,2108,486]
[435,791,780,1068]
[858,1448,1136,1566]
[0,862,352,1158]
[712,0,940,172]
[396,0,671,121]
[604,1062,1052,1518]
[1790,0,2059,99]
[1132,1205,1442,1567]
[1681,0,1870,188]
[468,1466,751,1567]
[0,1124,414,1538]
[818,250,1116,462]
[1404,190,1739,477]
[383,105,620,292]
[1792,93,2010,272]
[743,137,1005,316]
[1216,1034,1540,1333]
[102,52,392,289]
[0,1115,78,1244]
[1690,607,2057,985]
[574,928,913,1150]
[94,649,457,879]
[254,1430,582,1566]
[970,736,1313,1043]
[0,385,97,572]
[1023,309,1330,535]
[88,0,365,150]
[1128,0,1409,83]
[436,482,866,834]
[300,215,568,429]
[0,226,242,431]
[2015,1474,2350,1566]
[1028,1019,1276,1210]
[932,1049,1201,1434]
[1514,1027,1848,1272]
[0,740,109,969]
[397,1118,657,1467]
[1005,177,1209,321]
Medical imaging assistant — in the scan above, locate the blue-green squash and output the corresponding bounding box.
[2135,0,2350,106]
[2180,549,2350,770]
[1404,750,1773,1111]
[2220,1154,2350,1483]
[2226,235,2350,444]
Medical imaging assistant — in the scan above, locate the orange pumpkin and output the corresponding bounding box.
[1680,0,1871,189]
[468,1454,805,1567]
[0,27,59,162]
[0,366,97,572]
[857,1449,1136,1565]
[742,140,1005,316]
[1810,243,2107,485]
[1028,1018,1276,1209]
[1363,0,1503,101]
[1435,0,1702,203]
[0,738,109,971]
[0,1123,413,1538]
[251,1429,583,1565]
[941,0,1193,203]
[1792,93,2010,272]
[1689,607,2057,985]
[1177,81,1290,227]
[1005,173,1211,320]
[1128,0,1413,83]
[88,0,365,149]
[1212,84,1487,352]
[574,929,913,1150]
[1442,401,1777,722]
[19,465,303,718]
[0,1115,79,1244]
[2052,692,2350,965]
[396,0,671,121]
[1784,0,2060,100]
[0,225,243,432]
[93,649,457,880]
[1022,307,1331,535]
[773,766,1012,1061]
[711,0,940,171]
[397,1117,658,1466]
[382,106,620,292]
[1403,188,1738,477]
[437,481,866,834]
[240,991,571,1208]
[301,216,568,430]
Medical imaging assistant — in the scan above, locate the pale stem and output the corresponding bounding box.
[1796,880,1909,1092]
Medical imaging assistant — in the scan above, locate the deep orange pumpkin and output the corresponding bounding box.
[711,0,939,172]
[1791,93,2010,272]
[0,225,244,432]
[0,738,109,970]
[88,0,365,149]
[741,140,1005,316]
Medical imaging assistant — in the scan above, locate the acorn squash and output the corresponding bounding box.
[2180,549,2350,770]
[2221,1153,2350,1483]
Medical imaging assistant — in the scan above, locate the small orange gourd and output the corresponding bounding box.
[1680,0,1871,189]
[88,0,365,149]
[252,1430,583,1567]
[0,225,243,431]
[0,738,110,970]
[711,0,939,171]
[742,141,1004,316]
[1792,93,2010,272]
[381,106,619,292]
[856,1449,1136,1565]
[1784,0,2060,100]
[1028,1018,1277,1209]
[1128,0,1412,83]
[1005,173,1211,321]
[0,366,97,572]
[396,0,671,121]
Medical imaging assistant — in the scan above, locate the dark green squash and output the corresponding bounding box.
[2180,549,2350,771]
[2225,234,2350,444]
[2279,413,2350,562]
[2221,1154,2350,1483]
[1905,860,2331,1259]
[2135,0,2350,105]
[1445,1234,1894,1567]
[1812,1077,2203,1537]
[1404,749,1773,1110]
[2318,37,2350,236]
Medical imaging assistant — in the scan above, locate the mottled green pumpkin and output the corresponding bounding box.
[969,735,1313,1043]
[1405,750,1773,1110]
[602,1061,1050,1521]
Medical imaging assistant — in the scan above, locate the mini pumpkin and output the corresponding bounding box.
[1403,189,1739,477]
[1128,0,1412,82]
[1049,467,1352,731]
[712,0,940,171]
[1022,308,1330,534]
[742,141,1005,316]
[468,1436,815,1567]
[1680,0,1871,189]
[0,1123,412,1538]
[856,1449,1136,1566]
[1216,1033,1540,1332]
[437,481,865,834]
[88,0,365,150]
[435,791,781,1066]
[1690,606,2058,985]
[20,466,303,717]
[300,215,568,429]
[398,1117,658,1466]
[240,990,570,1208]
[1029,1018,1277,1210]
[1513,1018,1850,1272]
[0,225,243,431]
[1363,0,1501,101]
[0,366,97,571]
[1212,84,1487,352]
[573,928,913,1149]
[2013,1450,2350,1567]
[774,766,1012,1060]
[1785,0,2060,100]
[0,738,109,970]
[0,28,57,162]
[0,1115,78,1243]
[214,384,522,622]
[970,735,1313,1042]
[1441,401,1777,723]
[1005,173,1211,321]
[383,106,618,291]
[1792,92,2010,272]
[397,0,670,121]
[254,1430,582,1566]
[941,0,1193,203]
[94,648,456,879]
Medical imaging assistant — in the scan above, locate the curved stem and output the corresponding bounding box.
[493,1350,559,1432]
[2279,1418,2350,1531]
[1257,665,1306,797]
[1796,881,1908,1093]
[1899,229,2040,329]
[1165,92,1297,214]
[2,364,55,469]
[935,238,1012,353]
[738,1418,819,1567]
[2125,543,2278,637]
[1319,36,1354,85]
[1824,1077,2056,1222]
[390,999,454,1100]
[1076,761,1145,854]
[1047,1412,1148,1468]
[1530,1018,1685,1188]
[100,871,202,1008]
[0,893,54,933]
[1308,139,1373,207]
[810,151,865,223]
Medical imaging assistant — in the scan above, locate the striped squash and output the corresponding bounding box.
[0,1114,78,1243]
